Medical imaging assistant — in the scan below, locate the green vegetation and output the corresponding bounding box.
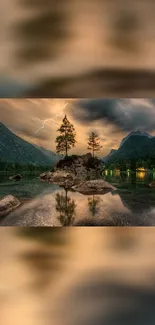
[0,161,52,172]
[87,132,102,158]
[104,158,155,172]
[56,115,76,157]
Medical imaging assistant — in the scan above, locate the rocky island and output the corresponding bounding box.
[40,153,117,194]
[40,153,104,187]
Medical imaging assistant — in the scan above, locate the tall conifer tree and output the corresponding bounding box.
[56,115,76,156]
[87,132,102,158]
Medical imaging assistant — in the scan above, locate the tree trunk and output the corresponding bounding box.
[65,132,68,157]
[65,142,68,157]
[93,145,94,158]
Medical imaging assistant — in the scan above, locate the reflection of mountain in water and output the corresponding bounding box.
[118,189,155,217]
[55,189,76,226]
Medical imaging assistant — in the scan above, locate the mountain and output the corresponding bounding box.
[34,145,64,164]
[102,149,117,163]
[0,122,61,166]
[120,131,154,147]
[102,131,155,163]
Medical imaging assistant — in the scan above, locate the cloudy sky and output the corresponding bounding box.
[1,99,155,157]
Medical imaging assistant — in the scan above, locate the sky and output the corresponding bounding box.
[1,98,155,157]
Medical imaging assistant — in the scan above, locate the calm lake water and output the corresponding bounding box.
[1,170,155,226]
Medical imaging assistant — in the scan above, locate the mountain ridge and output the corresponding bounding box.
[103,131,155,163]
[0,122,61,166]
[120,131,154,147]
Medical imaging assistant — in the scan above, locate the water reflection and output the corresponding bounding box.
[2,168,155,226]
[88,195,101,217]
[55,189,76,226]
[104,169,151,184]
[130,172,137,184]
[136,171,146,180]
[115,169,120,177]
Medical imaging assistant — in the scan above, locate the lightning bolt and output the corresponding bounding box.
[34,102,68,134]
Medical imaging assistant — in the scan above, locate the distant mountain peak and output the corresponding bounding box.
[102,130,155,163]
[129,130,151,136]
[102,148,117,162]
[0,122,7,128]
[120,130,153,147]
[109,149,117,155]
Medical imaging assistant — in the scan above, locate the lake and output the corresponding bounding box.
[1,170,155,226]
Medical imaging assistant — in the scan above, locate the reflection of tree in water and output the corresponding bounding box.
[55,189,76,226]
[131,172,137,185]
[17,228,68,291]
[88,195,101,217]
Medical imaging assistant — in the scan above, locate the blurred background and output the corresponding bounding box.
[1,0,155,97]
[1,228,155,325]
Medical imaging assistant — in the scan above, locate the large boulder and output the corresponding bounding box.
[40,170,75,188]
[9,174,23,181]
[72,179,117,195]
[0,195,20,218]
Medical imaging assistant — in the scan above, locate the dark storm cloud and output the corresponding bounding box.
[71,99,155,132]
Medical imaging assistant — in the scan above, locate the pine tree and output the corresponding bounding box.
[56,115,76,156]
[87,132,102,158]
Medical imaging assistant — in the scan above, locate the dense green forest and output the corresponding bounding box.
[0,161,52,172]
[104,158,155,171]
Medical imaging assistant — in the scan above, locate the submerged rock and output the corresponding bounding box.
[0,195,20,218]
[72,179,117,195]
[9,174,23,181]
[40,170,75,188]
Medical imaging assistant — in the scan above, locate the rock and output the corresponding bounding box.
[40,154,104,188]
[40,170,75,188]
[72,179,117,195]
[55,153,103,176]
[82,153,92,164]
[40,171,53,180]
[0,195,20,218]
[9,174,23,181]
[148,181,155,188]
